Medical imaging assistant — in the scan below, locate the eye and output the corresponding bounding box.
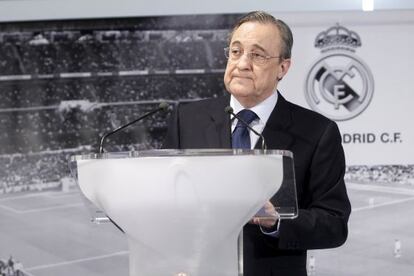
[230,48,242,56]
[251,52,265,60]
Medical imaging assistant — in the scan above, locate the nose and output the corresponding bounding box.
[236,52,253,70]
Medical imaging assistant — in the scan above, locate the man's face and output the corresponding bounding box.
[223,22,291,108]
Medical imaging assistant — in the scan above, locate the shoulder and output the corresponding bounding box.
[280,96,341,141]
[281,94,332,123]
[178,96,229,111]
[176,96,230,119]
[289,101,332,125]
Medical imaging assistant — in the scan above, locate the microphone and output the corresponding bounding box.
[99,102,170,154]
[225,106,267,150]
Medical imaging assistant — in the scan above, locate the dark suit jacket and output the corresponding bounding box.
[164,93,351,276]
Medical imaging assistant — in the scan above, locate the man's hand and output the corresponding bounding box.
[250,201,280,229]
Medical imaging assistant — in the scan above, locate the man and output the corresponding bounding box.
[164,11,351,276]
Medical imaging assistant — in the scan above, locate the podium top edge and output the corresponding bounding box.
[71,149,293,161]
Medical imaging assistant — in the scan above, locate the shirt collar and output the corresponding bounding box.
[230,90,278,126]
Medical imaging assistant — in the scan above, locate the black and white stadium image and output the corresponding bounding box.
[1,9,414,276]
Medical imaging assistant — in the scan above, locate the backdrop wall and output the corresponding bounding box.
[278,10,414,165]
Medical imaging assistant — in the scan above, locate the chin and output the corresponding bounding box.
[229,90,252,99]
[229,85,253,97]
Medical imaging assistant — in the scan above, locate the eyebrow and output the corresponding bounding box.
[230,41,267,54]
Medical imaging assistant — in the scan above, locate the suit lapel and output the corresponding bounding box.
[255,93,294,150]
[204,96,232,149]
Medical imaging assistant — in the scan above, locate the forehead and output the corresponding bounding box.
[230,22,280,52]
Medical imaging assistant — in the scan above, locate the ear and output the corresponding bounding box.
[277,58,291,81]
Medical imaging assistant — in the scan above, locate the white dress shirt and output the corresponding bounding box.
[230,91,278,149]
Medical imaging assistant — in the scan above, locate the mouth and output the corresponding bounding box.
[232,75,253,80]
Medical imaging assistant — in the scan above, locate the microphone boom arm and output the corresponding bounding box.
[99,102,169,154]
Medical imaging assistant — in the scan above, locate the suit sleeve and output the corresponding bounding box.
[277,121,351,250]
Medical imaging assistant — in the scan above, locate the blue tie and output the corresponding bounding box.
[232,109,258,149]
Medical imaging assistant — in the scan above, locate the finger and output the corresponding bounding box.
[262,221,276,228]
[264,201,277,215]
[253,217,277,228]
[261,219,277,228]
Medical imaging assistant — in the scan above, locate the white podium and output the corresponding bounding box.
[71,149,297,276]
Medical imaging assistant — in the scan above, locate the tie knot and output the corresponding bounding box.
[236,109,258,127]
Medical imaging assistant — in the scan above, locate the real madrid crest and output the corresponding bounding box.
[305,24,374,121]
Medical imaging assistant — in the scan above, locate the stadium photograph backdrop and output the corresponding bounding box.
[0,10,413,276]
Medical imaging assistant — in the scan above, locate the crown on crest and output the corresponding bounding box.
[315,23,361,52]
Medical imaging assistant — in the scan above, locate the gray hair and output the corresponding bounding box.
[228,11,293,59]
